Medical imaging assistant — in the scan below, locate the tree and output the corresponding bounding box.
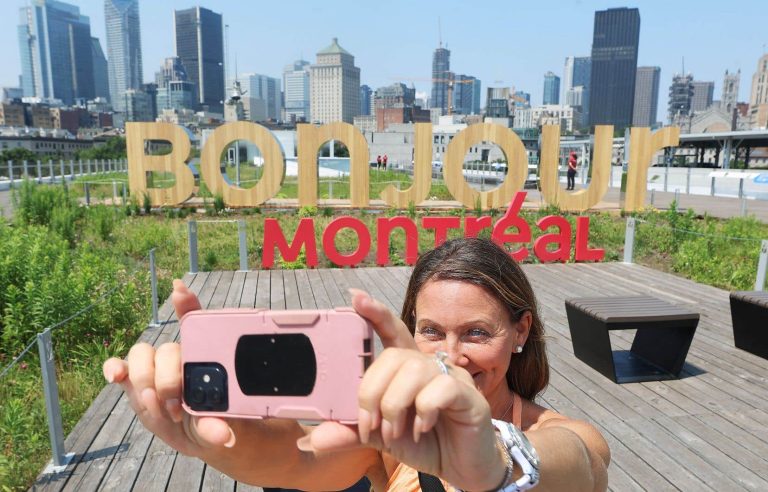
[75,136,127,160]
[0,147,37,163]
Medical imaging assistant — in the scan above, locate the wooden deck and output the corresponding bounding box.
[32,263,768,491]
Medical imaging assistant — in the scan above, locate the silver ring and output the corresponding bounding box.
[434,351,450,375]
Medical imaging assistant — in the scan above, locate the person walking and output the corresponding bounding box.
[567,151,578,190]
[377,155,382,170]
[383,154,388,170]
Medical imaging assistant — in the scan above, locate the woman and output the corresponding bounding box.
[104,238,609,491]
[567,151,578,191]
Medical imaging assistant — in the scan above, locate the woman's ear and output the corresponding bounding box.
[516,310,533,345]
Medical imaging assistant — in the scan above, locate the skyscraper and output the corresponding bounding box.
[452,75,481,115]
[588,7,640,129]
[239,74,281,122]
[668,73,694,123]
[565,56,592,124]
[359,84,372,116]
[721,69,740,114]
[18,0,95,104]
[91,37,110,100]
[174,6,225,114]
[431,46,451,114]
[283,60,311,122]
[690,81,715,112]
[309,38,360,124]
[105,0,143,112]
[543,72,560,105]
[632,66,660,127]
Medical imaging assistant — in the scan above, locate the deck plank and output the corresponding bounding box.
[36,263,768,491]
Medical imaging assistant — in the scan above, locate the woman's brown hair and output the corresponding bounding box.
[401,237,549,400]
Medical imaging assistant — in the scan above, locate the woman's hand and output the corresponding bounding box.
[102,283,419,460]
[298,348,507,491]
[103,280,235,458]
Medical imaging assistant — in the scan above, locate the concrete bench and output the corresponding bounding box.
[730,291,768,360]
[565,296,699,383]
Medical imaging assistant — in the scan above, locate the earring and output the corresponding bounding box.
[515,345,523,353]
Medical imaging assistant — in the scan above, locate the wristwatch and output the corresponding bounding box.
[491,419,541,491]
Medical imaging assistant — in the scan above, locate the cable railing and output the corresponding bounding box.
[621,216,768,291]
[0,248,161,474]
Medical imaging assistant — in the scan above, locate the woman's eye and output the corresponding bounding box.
[419,327,442,337]
[467,329,490,338]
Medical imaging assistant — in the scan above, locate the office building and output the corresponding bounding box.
[691,81,714,112]
[632,66,660,127]
[721,69,740,114]
[309,38,360,124]
[373,82,429,131]
[239,74,281,122]
[564,56,591,124]
[513,91,531,109]
[359,84,372,116]
[122,88,154,122]
[18,0,95,104]
[749,54,768,129]
[668,73,694,123]
[543,72,560,105]
[283,60,311,123]
[105,0,143,112]
[588,7,640,129]
[91,38,110,101]
[155,58,195,112]
[431,45,451,114]
[486,87,511,118]
[175,6,225,114]
[452,75,481,115]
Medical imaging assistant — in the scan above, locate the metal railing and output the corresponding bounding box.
[0,158,128,191]
[187,220,249,273]
[0,248,160,473]
[622,216,768,291]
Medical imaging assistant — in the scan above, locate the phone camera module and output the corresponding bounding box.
[184,362,228,411]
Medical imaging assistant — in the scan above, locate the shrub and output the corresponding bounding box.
[213,194,226,214]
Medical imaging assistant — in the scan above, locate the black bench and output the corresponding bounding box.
[565,296,699,383]
[730,291,768,359]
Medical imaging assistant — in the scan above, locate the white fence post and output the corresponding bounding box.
[624,217,636,264]
[37,329,74,472]
[756,240,768,291]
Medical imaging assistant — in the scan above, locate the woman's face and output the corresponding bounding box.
[413,280,530,402]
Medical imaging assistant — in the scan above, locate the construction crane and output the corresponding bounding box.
[390,76,481,115]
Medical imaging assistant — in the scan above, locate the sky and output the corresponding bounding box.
[2,0,767,123]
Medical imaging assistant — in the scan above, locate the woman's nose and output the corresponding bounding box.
[444,339,469,367]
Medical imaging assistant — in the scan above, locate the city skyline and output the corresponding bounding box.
[2,0,767,124]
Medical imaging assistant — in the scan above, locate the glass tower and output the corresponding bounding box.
[105,0,143,112]
[431,46,451,114]
[174,7,225,114]
[18,0,95,104]
[543,72,560,105]
[588,7,640,130]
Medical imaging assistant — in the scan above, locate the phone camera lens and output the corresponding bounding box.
[208,387,222,404]
[191,386,206,404]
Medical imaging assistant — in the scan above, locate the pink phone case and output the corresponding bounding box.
[180,308,373,424]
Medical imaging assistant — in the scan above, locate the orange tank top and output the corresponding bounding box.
[384,392,523,491]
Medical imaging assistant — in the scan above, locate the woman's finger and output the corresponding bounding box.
[172,279,202,319]
[154,343,183,422]
[378,357,440,442]
[349,289,416,350]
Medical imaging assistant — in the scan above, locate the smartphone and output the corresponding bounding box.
[180,308,374,424]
